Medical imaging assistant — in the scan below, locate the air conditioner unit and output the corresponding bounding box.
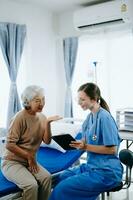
[73,0,133,32]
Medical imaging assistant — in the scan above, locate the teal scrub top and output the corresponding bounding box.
[82,107,123,178]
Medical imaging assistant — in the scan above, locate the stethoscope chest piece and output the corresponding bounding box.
[92,134,97,141]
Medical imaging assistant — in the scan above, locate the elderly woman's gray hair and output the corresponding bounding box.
[21,85,45,108]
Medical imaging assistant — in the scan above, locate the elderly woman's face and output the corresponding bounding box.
[29,95,45,113]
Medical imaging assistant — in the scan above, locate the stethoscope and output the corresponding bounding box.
[83,110,100,142]
[88,108,118,142]
[90,110,99,141]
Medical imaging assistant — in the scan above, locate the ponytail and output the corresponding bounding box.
[100,96,110,113]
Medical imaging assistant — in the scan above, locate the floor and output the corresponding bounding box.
[0,187,133,200]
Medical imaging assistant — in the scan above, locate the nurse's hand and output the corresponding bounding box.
[70,140,86,150]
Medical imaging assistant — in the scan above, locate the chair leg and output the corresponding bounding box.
[107,191,110,196]
[101,192,105,200]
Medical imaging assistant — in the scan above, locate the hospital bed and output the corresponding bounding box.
[0,118,84,199]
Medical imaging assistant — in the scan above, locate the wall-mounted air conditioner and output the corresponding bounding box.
[73,0,133,32]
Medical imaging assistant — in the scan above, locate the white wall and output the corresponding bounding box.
[0,0,66,117]
[57,11,79,38]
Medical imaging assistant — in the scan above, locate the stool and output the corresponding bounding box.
[101,149,133,200]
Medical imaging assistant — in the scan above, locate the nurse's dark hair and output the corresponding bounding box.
[78,82,110,112]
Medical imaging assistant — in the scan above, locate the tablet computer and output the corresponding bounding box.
[51,134,76,150]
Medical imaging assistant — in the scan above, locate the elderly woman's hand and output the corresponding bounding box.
[27,152,39,174]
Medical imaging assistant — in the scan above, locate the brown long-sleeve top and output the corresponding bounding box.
[3,109,47,165]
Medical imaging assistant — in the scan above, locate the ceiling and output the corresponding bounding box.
[9,0,111,13]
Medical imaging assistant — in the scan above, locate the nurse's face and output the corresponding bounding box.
[77,91,94,111]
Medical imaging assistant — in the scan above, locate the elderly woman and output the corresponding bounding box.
[1,85,61,200]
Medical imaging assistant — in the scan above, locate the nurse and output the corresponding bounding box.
[49,82,123,200]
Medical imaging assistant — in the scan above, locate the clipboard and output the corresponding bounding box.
[51,134,76,150]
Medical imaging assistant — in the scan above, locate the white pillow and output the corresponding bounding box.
[41,139,66,153]
[51,120,82,137]
[40,119,82,153]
